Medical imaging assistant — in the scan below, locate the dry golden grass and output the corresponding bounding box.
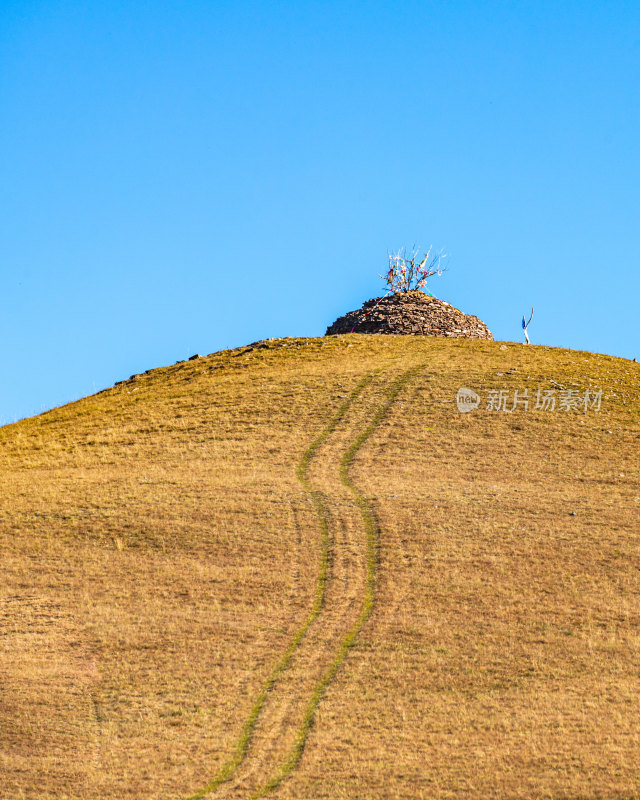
[1,335,638,799]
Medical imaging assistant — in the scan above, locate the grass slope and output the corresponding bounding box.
[0,335,639,799]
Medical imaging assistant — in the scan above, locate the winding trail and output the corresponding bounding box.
[184,363,422,800]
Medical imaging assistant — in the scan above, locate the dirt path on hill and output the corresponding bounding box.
[185,364,422,800]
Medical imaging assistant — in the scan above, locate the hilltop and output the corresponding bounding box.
[1,336,639,800]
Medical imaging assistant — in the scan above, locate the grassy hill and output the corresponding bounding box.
[1,335,639,800]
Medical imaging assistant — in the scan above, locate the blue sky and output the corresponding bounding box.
[1,0,638,425]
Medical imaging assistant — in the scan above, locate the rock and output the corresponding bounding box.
[188,354,201,361]
[325,291,493,340]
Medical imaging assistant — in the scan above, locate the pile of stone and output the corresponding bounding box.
[325,290,493,340]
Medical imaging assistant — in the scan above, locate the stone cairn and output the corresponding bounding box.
[325,290,493,340]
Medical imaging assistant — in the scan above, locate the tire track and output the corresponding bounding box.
[184,362,421,800]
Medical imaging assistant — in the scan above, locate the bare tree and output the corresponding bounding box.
[380,246,447,294]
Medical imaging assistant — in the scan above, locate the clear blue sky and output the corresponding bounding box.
[1,1,638,425]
